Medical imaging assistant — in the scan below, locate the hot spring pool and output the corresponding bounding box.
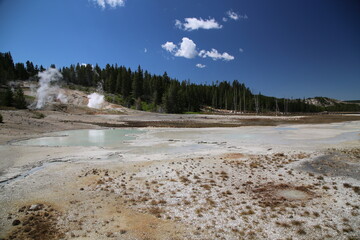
[15,129,144,147]
[13,121,360,157]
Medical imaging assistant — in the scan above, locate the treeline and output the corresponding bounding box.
[0,52,45,84]
[1,51,359,113]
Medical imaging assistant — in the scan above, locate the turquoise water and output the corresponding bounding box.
[275,127,298,131]
[14,122,360,153]
[16,129,144,147]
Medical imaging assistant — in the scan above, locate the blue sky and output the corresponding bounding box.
[0,0,359,100]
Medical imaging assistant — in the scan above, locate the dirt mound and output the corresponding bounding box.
[6,203,64,240]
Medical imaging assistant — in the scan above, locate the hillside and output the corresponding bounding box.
[305,97,360,112]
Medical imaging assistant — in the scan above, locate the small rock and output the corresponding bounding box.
[29,204,43,211]
[120,230,127,234]
[12,219,21,226]
[18,206,26,212]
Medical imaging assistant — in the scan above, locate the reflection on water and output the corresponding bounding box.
[88,129,105,144]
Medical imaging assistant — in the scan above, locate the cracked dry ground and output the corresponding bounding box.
[3,149,360,240]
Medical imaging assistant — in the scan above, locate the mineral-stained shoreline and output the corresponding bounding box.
[0,109,359,239]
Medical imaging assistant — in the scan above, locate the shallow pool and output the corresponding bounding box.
[16,129,144,147]
[14,121,360,158]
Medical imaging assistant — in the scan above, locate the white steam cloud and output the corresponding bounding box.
[87,83,105,109]
[87,93,105,109]
[36,68,67,109]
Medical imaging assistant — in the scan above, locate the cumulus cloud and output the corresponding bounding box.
[175,37,198,58]
[196,63,206,68]
[199,49,235,61]
[239,48,244,52]
[162,38,234,61]
[175,17,222,31]
[162,38,198,59]
[91,0,125,9]
[226,10,248,21]
[161,41,177,53]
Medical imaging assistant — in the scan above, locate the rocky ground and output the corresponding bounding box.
[0,109,359,240]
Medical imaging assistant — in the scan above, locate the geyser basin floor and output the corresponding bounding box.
[1,120,360,240]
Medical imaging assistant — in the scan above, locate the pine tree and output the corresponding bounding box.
[15,63,29,80]
[115,68,122,94]
[163,81,184,113]
[132,65,143,99]
[14,87,27,109]
[0,52,15,83]
[4,86,13,107]
[26,60,35,76]
[121,68,132,98]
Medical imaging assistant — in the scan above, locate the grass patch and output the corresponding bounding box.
[31,111,45,119]
[148,207,163,218]
[297,229,306,235]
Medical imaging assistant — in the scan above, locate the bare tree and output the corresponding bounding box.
[254,93,260,114]
[238,87,242,113]
[243,88,246,113]
[275,99,280,116]
[233,87,237,112]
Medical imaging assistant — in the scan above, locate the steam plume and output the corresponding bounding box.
[87,93,105,109]
[36,68,66,109]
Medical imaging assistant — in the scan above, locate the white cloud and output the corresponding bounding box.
[199,49,235,61]
[162,38,197,59]
[162,38,234,61]
[161,41,177,53]
[222,17,228,22]
[239,48,244,52]
[81,63,94,68]
[175,19,182,29]
[144,48,147,53]
[196,63,206,68]
[227,10,239,20]
[91,0,125,9]
[226,10,248,21]
[174,37,198,59]
[175,18,222,31]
